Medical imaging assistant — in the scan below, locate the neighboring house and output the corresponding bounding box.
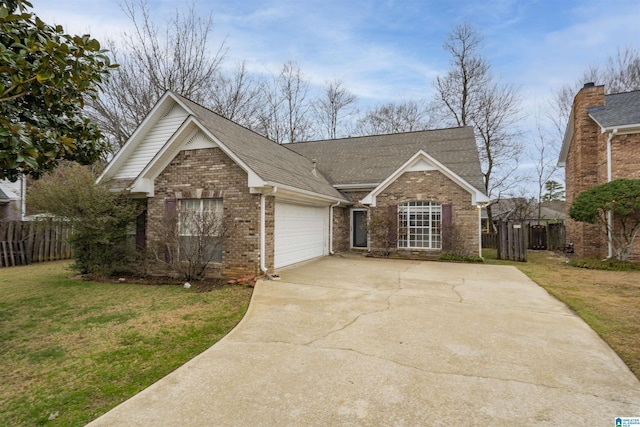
[0,177,26,221]
[558,83,640,261]
[485,198,565,226]
[98,91,489,277]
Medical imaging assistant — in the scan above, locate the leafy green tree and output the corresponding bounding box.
[27,163,142,276]
[0,0,116,181]
[569,179,640,261]
[542,180,565,202]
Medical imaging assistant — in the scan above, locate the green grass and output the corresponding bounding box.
[0,261,253,426]
[567,257,640,271]
[483,248,640,379]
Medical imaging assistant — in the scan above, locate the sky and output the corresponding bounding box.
[33,0,640,189]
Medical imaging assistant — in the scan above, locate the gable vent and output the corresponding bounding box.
[186,130,203,145]
[162,104,179,117]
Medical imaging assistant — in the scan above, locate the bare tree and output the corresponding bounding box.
[255,61,313,143]
[530,117,560,219]
[430,23,522,226]
[209,61,265,130]
[312,79,357,139]
[355,100,430,136]
[431,23,489,128]
[279,61,313,143]
[87,0,227,148]
[151,200,232,282]
[550,46,640,139]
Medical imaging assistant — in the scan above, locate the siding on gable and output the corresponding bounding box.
[113,107,189,180]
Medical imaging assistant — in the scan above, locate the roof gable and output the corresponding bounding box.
[360,150,490,206]
[100,91,347,203]
[98,92,191,184]
[286,127,486,194]
[173,94,346,202]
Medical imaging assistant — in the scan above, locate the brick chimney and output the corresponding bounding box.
[570,83,605,193]
[565,82,606,258]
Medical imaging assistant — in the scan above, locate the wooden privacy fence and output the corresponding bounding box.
[529,223,565,250]
[0,220,72,267]
[481,233,498,249]
[497,221,527,262]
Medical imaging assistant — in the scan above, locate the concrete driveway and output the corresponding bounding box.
[88,254,640,426]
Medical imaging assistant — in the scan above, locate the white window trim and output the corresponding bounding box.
[398,201,442,250]
[178,198,223,263]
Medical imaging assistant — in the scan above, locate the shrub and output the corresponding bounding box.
[27,163,142,276]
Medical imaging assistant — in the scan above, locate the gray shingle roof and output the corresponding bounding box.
[589,90,640,128]
[173,94,347,202]
[286,127,486,194]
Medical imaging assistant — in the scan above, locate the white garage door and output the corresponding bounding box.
[274,202,329,268]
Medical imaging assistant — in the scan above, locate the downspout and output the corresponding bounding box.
[260,187,277,274]
[606,129,617,259]
[478,204,483,258]
[329,201,341,255]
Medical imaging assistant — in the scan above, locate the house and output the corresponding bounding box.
[558,83,640,261]
[98,91,489,277]
[0,177,26,221]
[485,199,565,225]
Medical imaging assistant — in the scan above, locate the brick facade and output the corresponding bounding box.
[350,171,479,258]
[565,85,640,261]
[263,196,275,274]
[146,150,483,274]
[149,147,263,277]
[331,206,350,252]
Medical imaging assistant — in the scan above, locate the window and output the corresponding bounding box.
[398,201,441,249]
[179,199,223,263]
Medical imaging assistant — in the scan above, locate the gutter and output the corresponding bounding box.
[263,181,347,205]
[260,186,277,274]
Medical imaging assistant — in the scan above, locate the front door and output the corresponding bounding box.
[352,210,368,248]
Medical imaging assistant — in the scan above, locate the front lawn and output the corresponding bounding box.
[484,249,640,379]
[0,261,253,426]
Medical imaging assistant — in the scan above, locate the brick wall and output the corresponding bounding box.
[148,147,262,278]
[612,133,640,261]
[331,206,350,252]
[565,85,606,258]
[263,196,275,273]
[371,170,480,257]
[565,85,640,260]
[611,133,640,180]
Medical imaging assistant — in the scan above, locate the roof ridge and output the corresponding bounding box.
[170,91,283,145]
[605,88,640,97]
[288,125,471,146]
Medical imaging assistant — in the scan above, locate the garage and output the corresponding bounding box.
[274,202,329,268]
